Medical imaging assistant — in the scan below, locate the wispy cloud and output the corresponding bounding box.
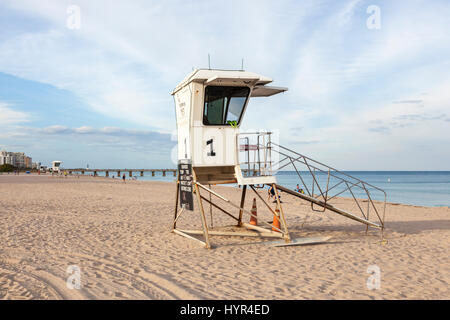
[0,102,30,125]
[28,125,171,138]
[393,100,424,105]
[0,0,325,132]
[6,125,172,146]
[1,124,175,168]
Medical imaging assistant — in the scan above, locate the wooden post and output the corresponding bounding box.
[366,197,370,234]
[237,185,247,226]
[140,171,144,177]
[163,170,166,177]
[173,180,180,230]
[129,171,132,177]
[173,170,176,177]
[209,184,213,228]
[81,170,84,175]
[200,195,239,222]
[105,171,109,177]
[117,171,120,177]
[193,171,211,249]
[152,171,155,177]
[273,184,290,242]
[194,184,211,249]
[197,182,284,234]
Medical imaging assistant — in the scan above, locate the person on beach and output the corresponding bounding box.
[122,174,126,182]
[268,185,282,203]
[295,184,305,194]
[268,185,275,201]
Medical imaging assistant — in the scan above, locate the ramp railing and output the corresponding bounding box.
[270,142,386,230]
[236,133,386,230]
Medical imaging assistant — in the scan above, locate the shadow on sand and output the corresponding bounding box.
[293,219,450,235]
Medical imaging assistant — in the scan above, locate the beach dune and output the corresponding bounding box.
[0,175,449,299]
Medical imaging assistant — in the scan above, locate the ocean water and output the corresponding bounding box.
[273,171,450,208]
[91,171,450,207]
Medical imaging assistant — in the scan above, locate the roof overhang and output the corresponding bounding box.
[205,75,260,86]
[251,85,288,97]
[171,69,274,95]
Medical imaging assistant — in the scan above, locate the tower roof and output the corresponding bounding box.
[171,69,275,95]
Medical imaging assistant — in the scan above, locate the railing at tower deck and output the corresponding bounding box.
[237,132,387,230]
[238,132,274,177]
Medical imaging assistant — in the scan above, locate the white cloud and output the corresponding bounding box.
[0,0,327,132]
[0,124,175,167]
[0,102,30,126]
[6,125,172,140]
[289,0,450,106]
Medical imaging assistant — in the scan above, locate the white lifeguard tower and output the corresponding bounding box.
[171,69,387,249]
[171,69,293,248]
[52,161,62,173]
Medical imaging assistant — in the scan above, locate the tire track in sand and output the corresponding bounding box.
[68,252,201,299]
[0,256,88,300]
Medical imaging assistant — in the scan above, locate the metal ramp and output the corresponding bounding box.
[238,133,387,231]
[274,184,382,228]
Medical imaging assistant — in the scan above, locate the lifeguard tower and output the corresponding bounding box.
[171,69,387,249]
[52,161,62,173]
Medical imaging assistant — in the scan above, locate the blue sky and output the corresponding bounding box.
[0,0,449,170]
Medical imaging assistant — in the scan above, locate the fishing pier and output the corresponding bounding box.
[64,168,177,177]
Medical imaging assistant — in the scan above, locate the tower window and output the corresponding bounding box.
[203,86,250,126]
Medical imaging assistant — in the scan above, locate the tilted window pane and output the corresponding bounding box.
[226,97,247,122]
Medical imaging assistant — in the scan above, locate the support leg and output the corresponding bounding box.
[173,180,180,230]
[209,184,213,228]
[237,185,247,227]
[194,182,211,249]
[273,184,290,242]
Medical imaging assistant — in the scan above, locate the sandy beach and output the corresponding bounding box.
[0,174,448,300]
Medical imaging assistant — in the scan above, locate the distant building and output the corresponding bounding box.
[13,152,25,168]
[32,162,41,170]
[0,150,34,168]
[0,150,15,166]
[25,156,32,168]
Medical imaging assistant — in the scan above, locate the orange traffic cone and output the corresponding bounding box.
[249,198,258,226]
[272,205,281,232]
